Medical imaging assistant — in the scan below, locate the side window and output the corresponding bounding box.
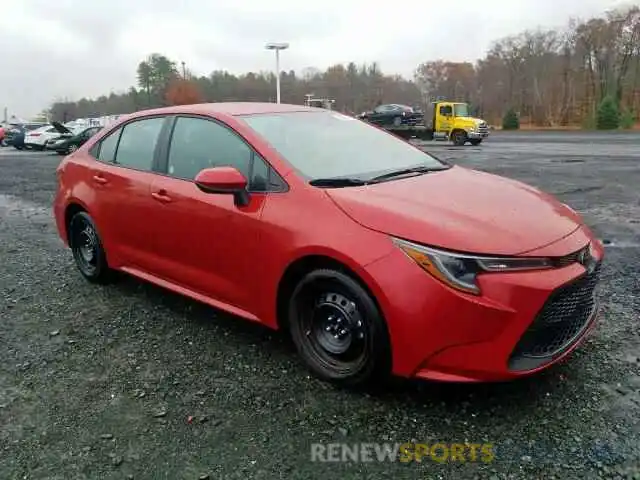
[249,155,287,192]
[440,105,452,116]
[96,127,122,162]
[114,117,165,171]
[249,155,269,191]
[167,117,252,180]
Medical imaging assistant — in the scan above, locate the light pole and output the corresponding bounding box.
[265,42,289,103]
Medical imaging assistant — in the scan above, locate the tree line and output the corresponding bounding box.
[49,5,639,128]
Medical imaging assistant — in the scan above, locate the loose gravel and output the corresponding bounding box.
[0,132,639,479]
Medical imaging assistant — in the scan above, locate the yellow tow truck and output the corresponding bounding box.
[425,101,490,145]
[360,100,490,146]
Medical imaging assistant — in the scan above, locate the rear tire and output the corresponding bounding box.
[68,212,113,284]
[288,269,391,388]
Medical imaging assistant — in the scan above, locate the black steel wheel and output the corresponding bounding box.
[452,130,467,146]
[288,269,391,387]
[68,211,112,283]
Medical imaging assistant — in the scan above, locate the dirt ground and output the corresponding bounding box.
[1,131,639,479]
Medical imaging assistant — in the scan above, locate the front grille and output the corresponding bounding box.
[404,115,423,126]
[508,261,601,370]
[553,243,590,268]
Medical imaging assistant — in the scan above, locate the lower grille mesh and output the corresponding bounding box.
[509,262,601,369]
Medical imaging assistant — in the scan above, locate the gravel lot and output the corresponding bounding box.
[1,131,639,479]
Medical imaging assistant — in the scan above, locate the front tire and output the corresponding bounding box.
[288,269,391,387]
[68,212,113,284]
[470,139,482,146]
[452,130,467,146]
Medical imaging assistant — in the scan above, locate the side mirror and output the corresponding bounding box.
[194,166,250,207]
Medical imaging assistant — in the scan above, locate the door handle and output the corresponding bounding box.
[151,191,172,203]
[92,175,108,185]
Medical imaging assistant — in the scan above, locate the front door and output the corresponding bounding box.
[436,103,454,134]
[145,115,270,313]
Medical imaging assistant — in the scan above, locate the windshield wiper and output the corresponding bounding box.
[368,165,446,183]
[309,177,367,188]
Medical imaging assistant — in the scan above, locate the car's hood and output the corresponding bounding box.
[325,166,582,255]
[457,117,486,127]
[51,121,73,134]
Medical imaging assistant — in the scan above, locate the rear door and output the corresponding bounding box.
[86,116,170,271]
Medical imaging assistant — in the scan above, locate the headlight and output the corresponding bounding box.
[392,238,553,295]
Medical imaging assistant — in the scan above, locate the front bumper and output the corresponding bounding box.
[24,142,46,149]
[46,142,66,151]
[467,130,489,139]
[364,226,604,382]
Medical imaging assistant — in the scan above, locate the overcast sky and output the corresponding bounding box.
[0,0,628,118]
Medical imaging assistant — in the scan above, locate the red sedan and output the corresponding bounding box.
[53,103,604,386]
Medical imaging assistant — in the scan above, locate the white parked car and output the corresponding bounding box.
[24,122,78,150]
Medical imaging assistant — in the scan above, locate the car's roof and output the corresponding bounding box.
[127,102,318,119]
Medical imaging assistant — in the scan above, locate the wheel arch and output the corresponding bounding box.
[63,200,91,245]
[275,253,386,333]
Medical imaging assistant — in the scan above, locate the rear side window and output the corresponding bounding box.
[96,128,121,162]
[114,117,165,171]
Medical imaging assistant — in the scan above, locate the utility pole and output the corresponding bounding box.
[2,107,7,124]
[181,61,186,79]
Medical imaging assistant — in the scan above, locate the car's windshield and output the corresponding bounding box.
[242,111,446,181]
[454,104,470,117]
